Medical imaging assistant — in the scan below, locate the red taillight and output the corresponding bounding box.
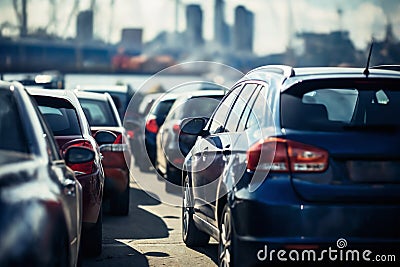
[145,118,159,133]
[246,138,328,173]
[126,130,134,139]
[62,140,96,176]
[114,133,123,144]
[173,123,181,133]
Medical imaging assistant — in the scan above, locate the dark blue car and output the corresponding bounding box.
[181,66,400,267]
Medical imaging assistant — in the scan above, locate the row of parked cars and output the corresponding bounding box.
[0,81,133,266]
[134,65,400,267]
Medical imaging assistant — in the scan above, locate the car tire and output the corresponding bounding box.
[110,184,130,216]
[182,177,210,247]
[83,207,102,257]
[218,204,236,267]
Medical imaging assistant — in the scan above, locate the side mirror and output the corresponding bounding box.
[94,130,117,146]
[64,147,95,165]
[181,117,207,135]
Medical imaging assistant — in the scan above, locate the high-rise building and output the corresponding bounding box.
[214,0,229,46]
[76,10,93,42]
[120,28,143,53]
[233,6,254,52]
[186,4,204,47]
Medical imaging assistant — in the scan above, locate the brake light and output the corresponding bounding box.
[126,130,134,139]
[173,123,180,133]
[246,138,328,173]
[146,118,159,133]
[114,133,123,144]
[63,140,96,176]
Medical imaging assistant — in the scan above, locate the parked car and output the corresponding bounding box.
[0,81,83,267]
[156,90,224,187]
[181,65,400,267]
[28,88,105,256]
[74,84,135,120]
[144,92,182,170]
[127,92,163,172]
[76,91,132,216]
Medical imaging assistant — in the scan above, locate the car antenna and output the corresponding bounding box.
[363,39,374,77]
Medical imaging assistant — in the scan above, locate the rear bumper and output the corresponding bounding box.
[104,167,129,196]
[77,171,103,224]
[229,177,400,266]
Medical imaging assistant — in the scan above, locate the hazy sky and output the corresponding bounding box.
[1,0,399,55]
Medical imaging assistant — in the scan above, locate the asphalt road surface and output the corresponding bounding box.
[82,165,218,267]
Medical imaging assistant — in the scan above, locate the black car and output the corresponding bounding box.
[156,90,224,187]
[181,65,400,267]
[144,92,182,170]
[75,84,135,120]
[0,81,86,267]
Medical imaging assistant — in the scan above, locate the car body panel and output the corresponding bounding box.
[0,81,82,267]
[183,66,400,266]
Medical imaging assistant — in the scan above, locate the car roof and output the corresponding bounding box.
[75,84,132,94]
[74,90,111,101]
[240,65,400,92]
[27,87,79,104]
[173,89,225,101]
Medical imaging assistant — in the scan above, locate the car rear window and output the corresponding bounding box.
[79,98,118,127]
[281,80,400,131]
[151,99,175,117]
[0,90,29,153]
[171,96,222,119]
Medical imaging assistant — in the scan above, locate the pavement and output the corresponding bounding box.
[81,165,218,267]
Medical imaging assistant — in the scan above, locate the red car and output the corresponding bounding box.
[76,91,132,216]
[28,88,105,256]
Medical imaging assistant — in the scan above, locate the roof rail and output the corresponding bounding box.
[248,65,295,78]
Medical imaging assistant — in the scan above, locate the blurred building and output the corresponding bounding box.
[214,0,230,46]
[76,10,93,42]
[120,28,143,53]
[185,4,204,47]
[297,31,358,66]
[233,6,254,52]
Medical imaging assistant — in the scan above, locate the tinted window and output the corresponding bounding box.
[225,84,258,132]
[209,88,240,134]
[0,90,28,153]
[281,83,400,131]
[79,98,118,127]
[171,96,222,119]
[38,106,81,136]
[152,99,175,117]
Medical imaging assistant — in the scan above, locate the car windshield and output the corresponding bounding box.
[0,90,29,154]
[79,98,118,127]
[281,79,400,131]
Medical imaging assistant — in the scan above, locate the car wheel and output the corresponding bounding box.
[110,184,130,216]
[218,205,235,267]
[82,207,102,257]
[182,177,210,247]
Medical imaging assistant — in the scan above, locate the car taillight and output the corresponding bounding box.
[246,138,328,173]
[126,130,134,139]
[173,123,180,133]
[114,133,123,144]
[63,140,96,176]
[146,118,159,133]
